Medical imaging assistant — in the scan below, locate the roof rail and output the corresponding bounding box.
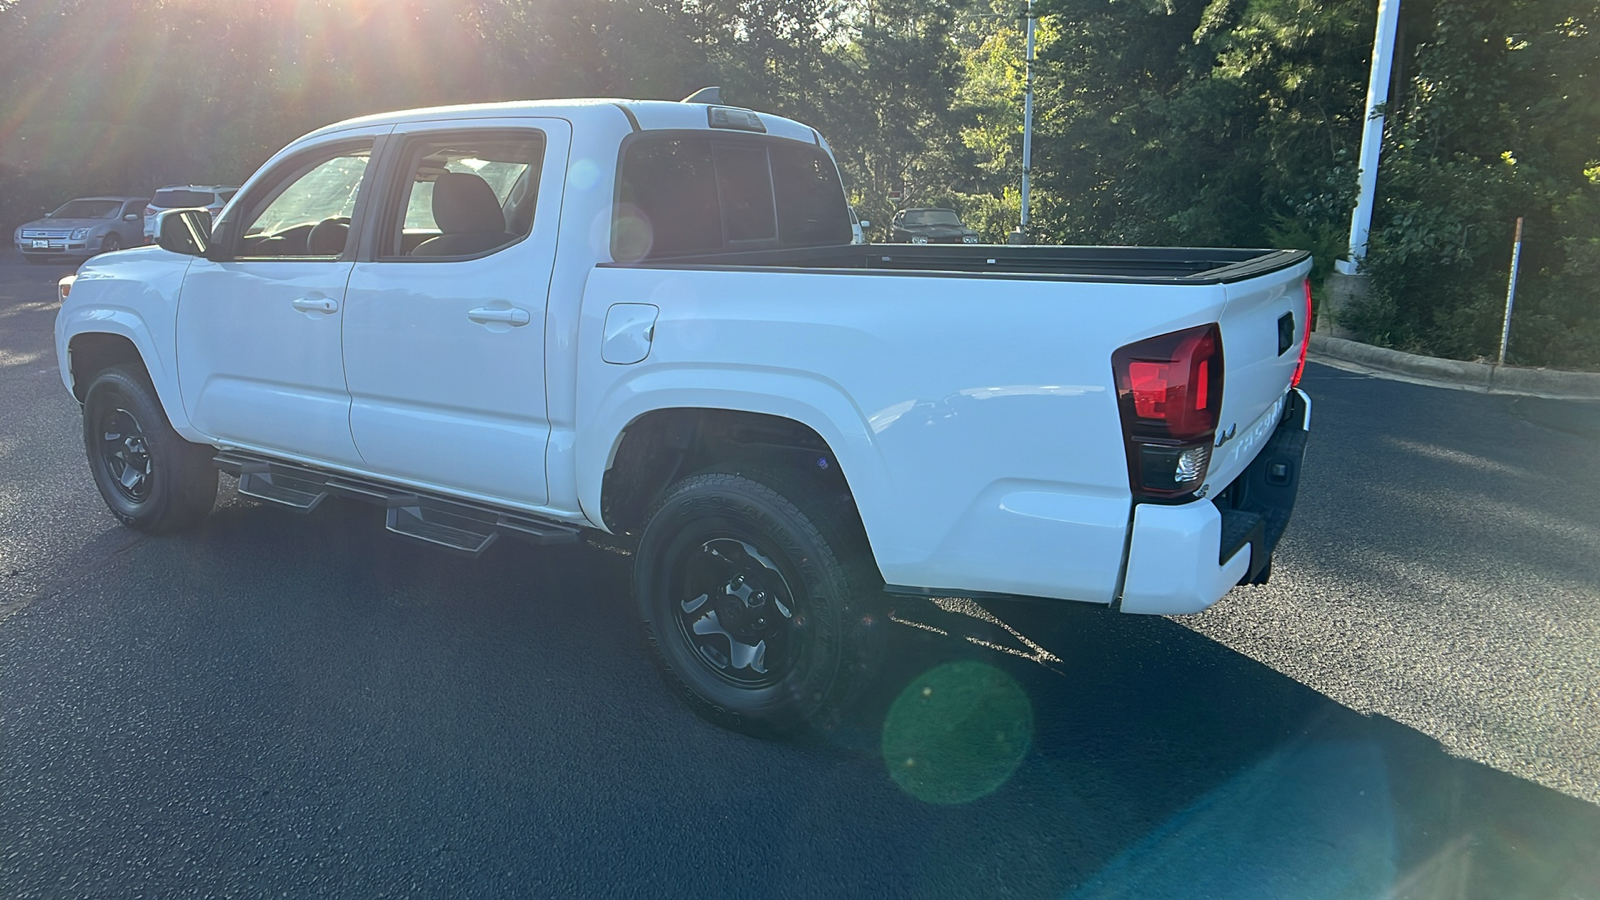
[681,86,722,104]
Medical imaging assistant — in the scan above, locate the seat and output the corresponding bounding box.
[410,172,516,257]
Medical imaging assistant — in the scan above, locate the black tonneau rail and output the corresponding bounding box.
[602,243,1310,285]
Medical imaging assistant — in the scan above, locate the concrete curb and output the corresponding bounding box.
[1310,333,1600,400]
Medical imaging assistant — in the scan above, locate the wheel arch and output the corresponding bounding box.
[60,316,201,441]
[66,331,146,402]
[582,386,893,568]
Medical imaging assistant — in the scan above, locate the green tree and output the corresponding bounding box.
[1026,0,1369,257]
[1353,0,1600,368]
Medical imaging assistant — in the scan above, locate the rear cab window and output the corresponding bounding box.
[613,133,850,261]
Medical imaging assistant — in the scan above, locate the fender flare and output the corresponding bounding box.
[576,368,896,549]
[58,309,205,442]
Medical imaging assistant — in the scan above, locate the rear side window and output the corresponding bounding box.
[614,134,850,261]
[380,131,546,259]
[153,189,214,207]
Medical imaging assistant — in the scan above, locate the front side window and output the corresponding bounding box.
[237,146,372,258]
[382,132,546,259]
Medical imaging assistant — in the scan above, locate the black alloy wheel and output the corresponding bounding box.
[97,406,154,503]
[670,536,802,689]
[635,468,882,737]
[82,365,218,534]
[101,232,122,253]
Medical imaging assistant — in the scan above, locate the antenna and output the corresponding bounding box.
[681,86,722,104]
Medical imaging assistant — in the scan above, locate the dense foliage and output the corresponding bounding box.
[1,0,1595,366]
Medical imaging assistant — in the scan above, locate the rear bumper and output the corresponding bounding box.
[1119,388,1310,615]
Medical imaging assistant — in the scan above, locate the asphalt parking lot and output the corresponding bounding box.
[2,248,1598,898]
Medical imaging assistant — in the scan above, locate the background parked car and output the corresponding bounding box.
[889,207,980,244]
[143,185,238,241]
[849,206,871,244]
[14,196,148,265]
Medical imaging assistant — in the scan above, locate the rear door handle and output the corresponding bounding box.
[468,306,531,327]
[292,297,339,314]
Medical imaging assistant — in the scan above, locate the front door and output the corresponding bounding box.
[175,134,386,467]
[341,119,569,507]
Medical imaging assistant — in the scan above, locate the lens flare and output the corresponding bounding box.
[882,660,1033,805]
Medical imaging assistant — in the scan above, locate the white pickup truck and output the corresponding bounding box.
[55,96,1312,735]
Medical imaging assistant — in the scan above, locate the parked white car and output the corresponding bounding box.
[142,185,238,241]
[56,96,1312,735]
[849,206,870,244]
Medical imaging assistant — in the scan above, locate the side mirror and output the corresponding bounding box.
[859,220,871,230]
[157,208,212,257]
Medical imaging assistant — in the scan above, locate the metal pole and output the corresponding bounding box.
[1498,216,1524,366]
[1335,0,1402,275]
[1014,0,1035,243]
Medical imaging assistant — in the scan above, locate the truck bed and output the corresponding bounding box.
[604,243,1310,285]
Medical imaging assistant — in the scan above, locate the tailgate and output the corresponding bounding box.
[1206,259,1313,490]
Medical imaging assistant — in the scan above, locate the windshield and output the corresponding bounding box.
[47,200,121,219]
[902,209,962,226]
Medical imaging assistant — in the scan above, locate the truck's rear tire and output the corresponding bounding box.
[82,365,217,534]
[634,468,882,737]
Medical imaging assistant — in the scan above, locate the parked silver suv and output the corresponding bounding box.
[143,185,239,241]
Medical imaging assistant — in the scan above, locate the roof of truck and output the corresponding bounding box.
[302,98,821,147]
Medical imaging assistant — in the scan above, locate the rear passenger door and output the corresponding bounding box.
[340,118,570,507]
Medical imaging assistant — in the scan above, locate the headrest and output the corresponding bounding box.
[431,172,505,234]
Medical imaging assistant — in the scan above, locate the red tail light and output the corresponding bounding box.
[1292,278,1312,387]
[1112,324,1224,500]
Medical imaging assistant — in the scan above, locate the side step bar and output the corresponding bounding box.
[214,451,580,557]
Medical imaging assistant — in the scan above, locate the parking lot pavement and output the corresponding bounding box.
[2,248,1598,898]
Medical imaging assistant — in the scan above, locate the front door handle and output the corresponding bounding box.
[292,297,339,314]
[468,306,531,327]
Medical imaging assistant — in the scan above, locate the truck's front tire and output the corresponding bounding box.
[635,469,881,737]
[82,365,217,534]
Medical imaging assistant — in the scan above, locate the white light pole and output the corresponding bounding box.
[1335,0,1403,274]
[1010,0,1036,244]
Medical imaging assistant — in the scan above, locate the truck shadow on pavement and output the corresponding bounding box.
[873,593,1600,899]
[8,483,1584,900]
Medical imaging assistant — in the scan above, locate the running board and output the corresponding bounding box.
[386,503,499,556]
[213,451,580,557]
[236,471,328,512]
